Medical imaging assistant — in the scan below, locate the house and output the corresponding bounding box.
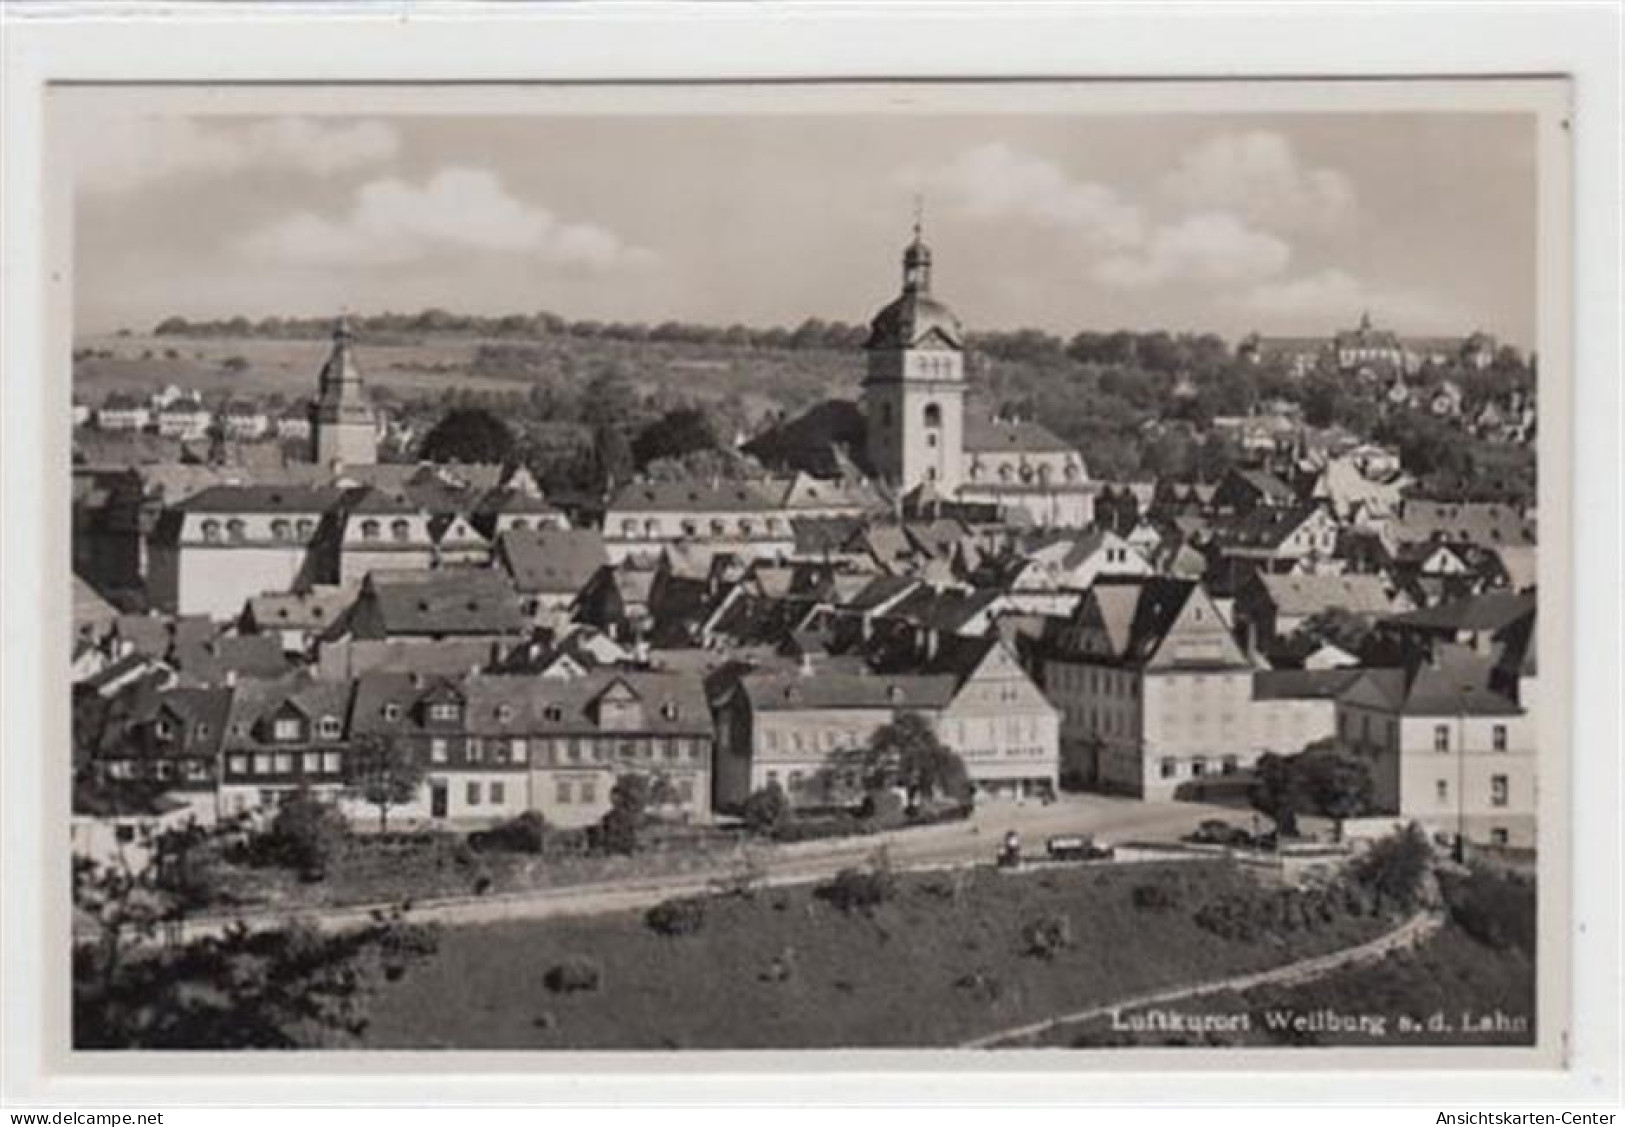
[71,780,198,873]
[1388,500,1536,554]
[276,404,313,443]
[1250,669,1363,757]
[338,568,528,645]
[1021,528,1154,592]
[1041,577,1258,798]
[1211,467,1299,516]
[957,414,1094,528]
[1308,457,1406,524]
[713,636,1059,808]
[471,488,568,540]
[146,484,342,619]
[334,487,437,585]
[1337,647,1534,849]
[241,586,359,654]
[1233,571,1409,650]
[346,670,713,828]
[1371,591,1536,665]
[85,685,233,823]
[603,478,796,564]
[1333,312,1406,374]
[218,675,356,817]
[219,400,271,441]
[575,562,659,643]
[1206,505,1341,594]
[73,573,122,640]
[96,394,151,432]
[156,396,213,442]
[495,526,610,622]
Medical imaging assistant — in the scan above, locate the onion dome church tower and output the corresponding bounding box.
[862,214,966,496]
[310,316,378,467]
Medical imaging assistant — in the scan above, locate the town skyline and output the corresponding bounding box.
[70,112,1537,348]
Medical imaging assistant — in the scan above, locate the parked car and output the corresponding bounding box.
[1045,834,1113,862]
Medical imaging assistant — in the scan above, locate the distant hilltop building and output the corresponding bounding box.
[310,317,378,467]
[1239,312,1501,379]
[753,221,1092,527]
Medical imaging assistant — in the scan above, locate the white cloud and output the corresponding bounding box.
[916,142,1143,247]
[233,167,654,271]
[1234,267,1463,328]
[75,117,400,194]
[1159,131,1355,232]
[1092,212,1291,289]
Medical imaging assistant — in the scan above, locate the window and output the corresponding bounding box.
[644,519,659,537]
[466,781,481,806]
[1489,828,1509,846]
[466,738,483,763]
[391,519,411,542]
[317,717,341,740]
[227,755,248,776]
[1436,779,1450,804]
[273,718,300,742]
[495,704,514,723]
[510,738,528,763]
[115,825,137,845]
[1491,775,1509,807]
[226,519,246,543]
[1492,724,1508,751]
[1191,757,1208,778]
[660,701,680,721]
[740,519,756,537]
[489,781,506,805]
[382,703,401,721]
[622,519,637,536]
[296,518,315,539]
[360,519,380,541]
[302,751,322,774]
[677,779,694,804]
[1221,755,1239,776]
[680,519,698,538]
[555,779,573,804]
[201,519,221,543]
[270,519,291,541]
[322,751,342,774]
[428,702,460,722]
[1159,758,1177,780]
[253,753,273,775]
[154,719,173,738]
[273,753,293,774]
[663,738,678,761]
[430,738,447,763]
[511,519,528,532]
[710,519,726,537]
[569,739,584,763]
[579,780,597,805]
[1433,725,1451,752]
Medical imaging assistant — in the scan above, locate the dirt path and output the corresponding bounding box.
[960,908,1445,1049]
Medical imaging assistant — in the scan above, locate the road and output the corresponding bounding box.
[168,793,1259,943]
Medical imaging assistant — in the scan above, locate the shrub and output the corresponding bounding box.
[476,810,549,854]
[1442,866,1536,956]
[544,956,603,994]
[740,783,791,834]
[262,790,347,879]
[1352,824,1433,910]
[645,895,707,937]
[859,788,905,823]
[1132,882,1182,912]
[1022,912,1074,959]
[815,866,896,915]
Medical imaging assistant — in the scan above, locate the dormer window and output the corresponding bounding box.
[887,685,905,703]
[226,519,247,543]
[270,519,292,541]
[154,719,173,738]
[496,704,514,722]
[391,519,411,542]
[382,703,401,721]
[543,704,563,722]
[659,701,680,721]
[710,519,726,537]
[428,702,460,722]
[273,717,300,742]
[360,519,381,541]
[200,519,222,543]
[317,717,342,739]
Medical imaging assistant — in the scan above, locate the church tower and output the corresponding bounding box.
[862,217,966,496]
[310,316,378,467]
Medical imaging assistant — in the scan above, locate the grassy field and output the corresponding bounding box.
[356,860,1401,1049]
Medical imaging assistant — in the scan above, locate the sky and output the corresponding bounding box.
[69,111,1538,347]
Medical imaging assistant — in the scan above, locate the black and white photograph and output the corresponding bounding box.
[50,80,1568,1057]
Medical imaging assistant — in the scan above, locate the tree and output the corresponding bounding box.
[597,772,651,854]
[632,407,722,469]
[1296,744,1374,821]
[740,782,790,834]
[264,788,348,879]
[344,735,426,833]
[72,837,436,1048]
[846,712,971,805]
[419,407,517,465]
[1249,752,1308,837]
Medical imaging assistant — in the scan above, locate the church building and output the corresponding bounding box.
[310,317,378,467]
[858,223,1094,528]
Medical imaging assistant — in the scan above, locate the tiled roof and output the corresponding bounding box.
[181,484,345,514]
[607,478,782,514]
[1384,591,1535,634]
[738,669,959,713]
[1256,573,1404,618]
[963,415,1076,455]
[356,570,527,637]
[1253,668,1364,701]
[497,526,609,596]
